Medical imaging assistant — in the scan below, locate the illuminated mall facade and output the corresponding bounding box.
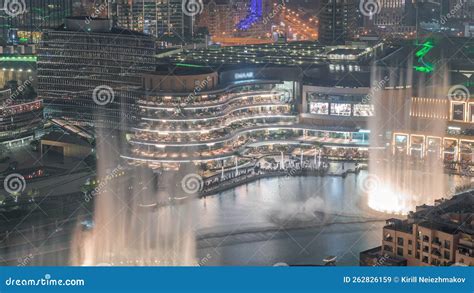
[123,67,474,169]
[0,88,43,146]
[116,39,474,170]
[121,62,377,169]
[393,95,474,163]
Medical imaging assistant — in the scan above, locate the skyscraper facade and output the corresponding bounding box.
[0,0,74,44]
[447,0,473,20]
[37,17,156,129]
[197,0,273,38]
[318,0,356,44]
[112,0,190,40]
[373,0,415,34]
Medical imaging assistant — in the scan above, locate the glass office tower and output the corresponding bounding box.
[0,0,74,44]
[112,0,190,40]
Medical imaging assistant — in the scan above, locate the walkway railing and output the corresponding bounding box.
[201,163,365,196]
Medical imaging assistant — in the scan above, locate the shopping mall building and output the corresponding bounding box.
[0,87,43,146]
[121,38,474,171]
[121,58,379,169]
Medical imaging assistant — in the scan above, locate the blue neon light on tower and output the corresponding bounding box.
[237,0,263,30]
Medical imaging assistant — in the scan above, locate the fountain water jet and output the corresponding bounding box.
[366,61,458,215]
[70,131,197,266]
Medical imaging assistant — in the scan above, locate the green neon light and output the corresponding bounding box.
[413,40,435,73]
[463,81,474,87]
[176,63,205,68]
[414,40,434,58]
[464,45,474,55]
[0,56,37,62]
[413,65,433,73]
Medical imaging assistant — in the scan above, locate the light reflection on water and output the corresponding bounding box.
[5,170,467,266]
[195,171,467,266]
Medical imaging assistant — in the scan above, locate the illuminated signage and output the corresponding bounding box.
[234,72,254,80]
[452,103,465,121]
[413,40,435,73]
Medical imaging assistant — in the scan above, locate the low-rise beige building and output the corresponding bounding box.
[361,192,474,266]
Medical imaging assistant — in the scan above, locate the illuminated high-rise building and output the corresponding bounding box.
[112,0,191,40]
[197,0,273,40]
[0,0,74,44]
[446,0,474,20]
[197,0,237,37]
[37,17,156,128]
[318,0,357,44]
[373,0,415,33]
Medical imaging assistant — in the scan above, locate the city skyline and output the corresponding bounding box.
[0,0,472,271]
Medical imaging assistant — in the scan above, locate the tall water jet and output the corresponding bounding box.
[70,129,197,266]
[366,50,460,215]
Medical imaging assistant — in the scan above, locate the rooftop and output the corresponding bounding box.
[160,41,381,68]
[153,65,216,76]
[327,48,366,55]
[41,132,91,147]
[385,191,474,236]
[56,17,150,37]
[418,221,465,235]
[384,219,413,234]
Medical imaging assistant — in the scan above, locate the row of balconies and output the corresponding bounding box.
[140,103,291,121]
[37,58,154,68]
[38,45,155,54]
[132,125,302,148]
[37,79,142,90]
[138,90,280,108]
[41,34,154,46]
[384,229,455,257]
[136,113,297,135]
